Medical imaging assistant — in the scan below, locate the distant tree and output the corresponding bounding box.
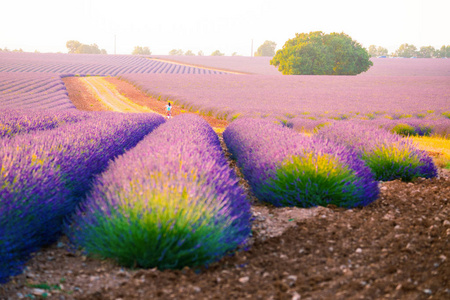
[132,46,151,55]
[377,46,388,56]
[368,45,377,57]
[12,48,23,52]
[254,40,276,57]
[211,50,224,56]
[169,49,183,55]
[417,46,435,58]
[232,52,239,56]
[66,40,107,54]
[75,43,106,54]
[435,45,450,58]
[198,50,204,56]
[366,45,388,57]
[184,50,195,56]
[270,31,372,75]
[395,43,417,58]
[66,40,82,53]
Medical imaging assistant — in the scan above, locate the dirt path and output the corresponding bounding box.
[79,77,156,113]
[63,76,228,132]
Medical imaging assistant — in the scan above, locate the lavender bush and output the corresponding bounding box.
[223,118,378,208]
[316,122,438,181]
[0,108,91,138]
[66,114,251,269]
[0,112,165,283]
[374,118,450,138]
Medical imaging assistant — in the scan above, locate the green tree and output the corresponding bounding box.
[184,50,195,56]
[377,46,388,56]
[66,40,107,54]
[270,31,372,75]
[368,45,378,57]
[417,46,435,58]
[436,45,450,58]
[169,49,183,55]
[211,50,224,56]
[255,40,276,57]
[66,40,82,53]
[395,43,417,58]
[198,50,204,56]
[132,46,151,55]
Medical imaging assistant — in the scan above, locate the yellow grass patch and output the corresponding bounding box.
[411,135,450,168]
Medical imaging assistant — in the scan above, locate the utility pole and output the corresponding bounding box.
[114,35,116,55]
[251,39,253,57]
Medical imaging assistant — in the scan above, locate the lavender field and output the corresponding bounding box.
[151,56,450,76]
[0,73,75,109]
[1,52,449,286]
[120,73,450,120]
[0,52,228,76]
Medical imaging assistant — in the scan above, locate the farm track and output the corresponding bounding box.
[1,77,449,299]
[79,77,156,113]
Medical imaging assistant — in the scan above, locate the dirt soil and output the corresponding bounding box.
[1,77,449,300]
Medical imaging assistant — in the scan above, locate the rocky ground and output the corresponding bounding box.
[1,77,449,300]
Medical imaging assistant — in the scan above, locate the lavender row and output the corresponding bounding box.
[0,73,75,110]
[0,108,92,138]
[287,117,450,137]
[0,52,228,76]
[151,56,450,77]
[223,118,379,208]
[315,122,438,181]
[0,112,165,283]
[119,73,450,121]
[66,114,251,269]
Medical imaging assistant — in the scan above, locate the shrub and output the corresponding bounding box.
[66,114,251,269]
[0,112,165,283]
[0,109,91,138]
[223,118,378,208]
[391,123,416,136]
[316,122,437,181]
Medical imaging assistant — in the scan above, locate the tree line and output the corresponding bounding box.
[368,44,450,58]
[131,47,239,57]
[66,40,107,54]
[132,41,278,57]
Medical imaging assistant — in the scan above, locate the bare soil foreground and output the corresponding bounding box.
[1,77,449,300]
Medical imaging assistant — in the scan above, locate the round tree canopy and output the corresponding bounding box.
[270,31,373,75]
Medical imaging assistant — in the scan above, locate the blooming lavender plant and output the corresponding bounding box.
[315,122,438,181]
[0,112,165,283]
[66,114,251,270]
[223,118,379,208]
[0,108,91,138]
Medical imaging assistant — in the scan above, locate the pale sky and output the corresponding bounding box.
[1,0,449,56]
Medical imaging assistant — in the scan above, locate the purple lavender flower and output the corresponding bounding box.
[316,121,438,181]
[223,118,379,208]
[0,112,165,283]
[66,114,251,270]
